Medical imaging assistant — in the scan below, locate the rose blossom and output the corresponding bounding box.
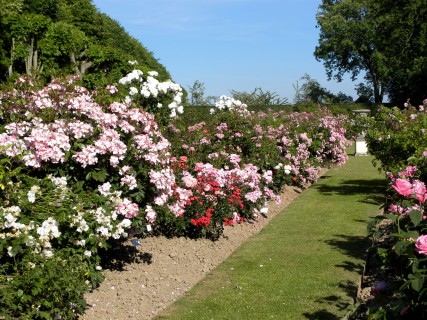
[415,235,427,255]
[115,198,139,218]
[392,178,413,197]
[145,205,157,223]
[412,180,427,202]
[182,172,198,188]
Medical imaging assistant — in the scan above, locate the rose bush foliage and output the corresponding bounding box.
[366,99,427,174]
[355,99,427,318]
[360,166,427,319]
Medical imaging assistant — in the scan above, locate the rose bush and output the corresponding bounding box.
[366,99,427,174]
[355,98,427,318]
[361,165,427,319]
[166,102,350,191]
[0,72,187,318]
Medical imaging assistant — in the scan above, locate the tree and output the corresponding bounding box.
[0,0,23,19]
[0,0,172,86]
[188,80,206,105]
[335,91,353,103]
[0,0,24,80]
[38,22,89,76]
[22,0,60,20]
[293,74,334,104]
[383,1,427,104]
[355,83,373,103]
[231,87,288,106]
[5,13,51,76]
[315,0,427,105]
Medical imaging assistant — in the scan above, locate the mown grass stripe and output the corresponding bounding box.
[154,155,387,320]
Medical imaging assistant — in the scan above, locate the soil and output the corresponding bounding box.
[80,184,304,320]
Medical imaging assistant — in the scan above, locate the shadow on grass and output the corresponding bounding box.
[314,179,387,205]
[303,235,372,319]
[303,280,358,320]
[303,309,340,320]
[326,234,371,263]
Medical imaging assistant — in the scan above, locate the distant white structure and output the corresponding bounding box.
[352,109,371,156]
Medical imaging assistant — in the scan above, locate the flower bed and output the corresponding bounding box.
[0,71,351,319]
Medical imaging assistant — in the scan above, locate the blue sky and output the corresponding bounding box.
[92,0,362,102]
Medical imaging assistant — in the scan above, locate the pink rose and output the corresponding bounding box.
[392,178,413,197]
[181,172,197,188]
[404,166,417,177]
[115,198,139,218]
[412,180,427,202]
[388,204,406,215]
[416,235,427,255]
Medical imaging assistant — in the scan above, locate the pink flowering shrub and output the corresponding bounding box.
[167,105,350,191]
[0,73,187,318]
[155,157,279,239]
[365,164,427,317]
[0,75,184,228]
[357,99,427,317]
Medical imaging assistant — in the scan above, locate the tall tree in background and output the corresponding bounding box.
[0,0,23,79]
[314,0,427,105]
[293,74,334,104]
[381,0,427,105]
[188,80,206,105]
[0,0,171,86]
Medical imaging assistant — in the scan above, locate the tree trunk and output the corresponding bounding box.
[25,38,43,77]
[370,68,383,104]
[71,49,92,76]
[25,38,34,75]
[8,38,15,77]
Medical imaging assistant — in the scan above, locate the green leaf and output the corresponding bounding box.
[410,210,423,227]
[31,287,39,296]
[17,289,23,297]
[384,213,397,223]
[412,259,419,273]
[91,169,107,182]
[406,230,420,240]
[377,247,388,255]
[395,240,412,256]
[402,199,411,208]
[411,277,425,292]
[391,232,405,239]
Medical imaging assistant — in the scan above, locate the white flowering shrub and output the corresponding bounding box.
[209,95,250,116]
[118,69,184,123]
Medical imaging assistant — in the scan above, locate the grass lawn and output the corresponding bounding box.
[154,153,387,320]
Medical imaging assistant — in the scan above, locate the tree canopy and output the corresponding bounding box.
[293,74,353,104]
[0,0,171,87]
[315,0,427,105]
